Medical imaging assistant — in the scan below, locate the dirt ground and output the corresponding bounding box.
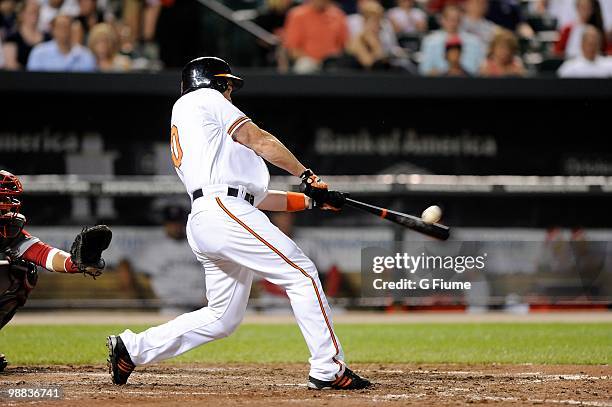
[1,363,610,406]
[10,310,612,325]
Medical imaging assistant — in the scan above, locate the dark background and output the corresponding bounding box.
[1,72,611,227]
[1,72,611,176]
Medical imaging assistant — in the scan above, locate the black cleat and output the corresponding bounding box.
[0,354,7,372]
[107,335,135,385]
[308,367,372,390]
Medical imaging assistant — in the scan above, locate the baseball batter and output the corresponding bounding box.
[107,57,371,390]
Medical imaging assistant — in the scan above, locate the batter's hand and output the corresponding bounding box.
[299,169,328,204]
[315,191,348,211]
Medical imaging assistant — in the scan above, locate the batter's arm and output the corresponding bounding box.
[233,121,307,177]
[257,190,311,212]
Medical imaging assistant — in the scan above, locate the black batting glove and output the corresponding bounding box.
[324,190,348,210]
[312,191,348,211]
[299,169,329,204]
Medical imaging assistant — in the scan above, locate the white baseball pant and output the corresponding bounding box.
[120,185,346,381]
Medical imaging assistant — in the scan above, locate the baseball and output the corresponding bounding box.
[421,205,442,224]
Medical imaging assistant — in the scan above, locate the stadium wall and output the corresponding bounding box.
[1,72,611,177]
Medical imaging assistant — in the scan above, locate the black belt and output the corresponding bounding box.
[192,187,255,206]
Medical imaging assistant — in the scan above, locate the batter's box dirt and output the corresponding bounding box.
[1,363,610,406]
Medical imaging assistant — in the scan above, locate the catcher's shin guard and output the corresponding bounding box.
[0,261,37,373]
[0,260,38,329]
[107,335,135,385]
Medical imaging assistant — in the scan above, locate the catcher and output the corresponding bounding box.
[0,170,112,372]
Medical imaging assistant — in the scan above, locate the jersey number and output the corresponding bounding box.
[170,125,183,168]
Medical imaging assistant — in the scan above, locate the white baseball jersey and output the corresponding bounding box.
[170,88,270,202]
[120,86,346,383]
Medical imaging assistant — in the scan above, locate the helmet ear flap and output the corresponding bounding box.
[212,77,229,93]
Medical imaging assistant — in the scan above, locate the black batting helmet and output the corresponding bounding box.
[180,57,244,96]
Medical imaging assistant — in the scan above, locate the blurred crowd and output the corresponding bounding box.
[0,0,611,77]
[274,0,612,77]
[0,0,161,71]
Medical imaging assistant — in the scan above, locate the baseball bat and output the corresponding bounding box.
[344,197,450,241]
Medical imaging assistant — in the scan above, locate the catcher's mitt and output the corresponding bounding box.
[70,225,112,279]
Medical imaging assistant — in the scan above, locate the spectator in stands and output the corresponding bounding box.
[535,0,612,35]
[3,0,49,70]
[419,5,484,76]
[443,35,469,76]
[88,22,130,71]
[555,0,607,59]
[0,36,4,67]
[387,0,427,35]
[283,0,348,73]
[75,0,102,39]
[0,0,17,40]
[110,19,158,71]
[346,0,391,70]
[38,0,79,34]
[349,0,386,38]
[538,0,612,55]
[461,0,497,45]
[115,21,135,57]
[480,29,525,77]
[26,14,95,71]
[348,0,401,60]
[558,25,612,77]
